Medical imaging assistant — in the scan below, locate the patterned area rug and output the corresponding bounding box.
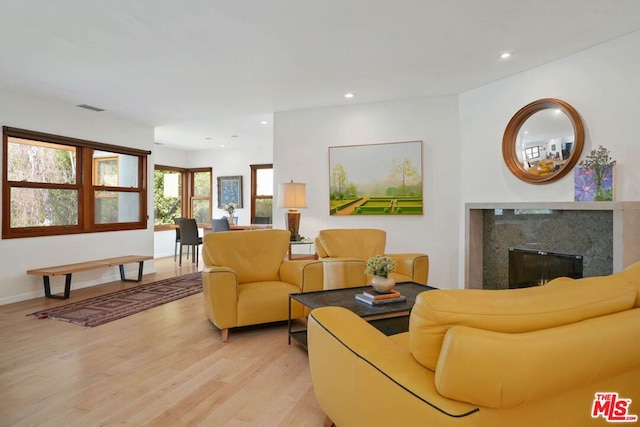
[28,272,202,327]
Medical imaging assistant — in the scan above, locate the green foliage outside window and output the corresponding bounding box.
[154,170,181,225]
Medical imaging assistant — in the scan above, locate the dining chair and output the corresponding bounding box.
[177,218,203,266]
[211,218,231,232]
[173,217,187,261]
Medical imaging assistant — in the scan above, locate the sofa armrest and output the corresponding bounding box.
[279,260,324,293]
[387,253,429,285]
[308,307,478,427]
[435,308,640,409]
[202,266,238,329]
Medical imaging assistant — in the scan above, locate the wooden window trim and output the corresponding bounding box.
[3,127,149,239]
[153,166,211,230]
[250,163,273,222]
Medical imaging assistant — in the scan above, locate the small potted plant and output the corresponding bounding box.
[365,255,397,292]
[223,202,237,225]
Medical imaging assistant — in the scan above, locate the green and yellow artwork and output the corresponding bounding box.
[328,140,423,216]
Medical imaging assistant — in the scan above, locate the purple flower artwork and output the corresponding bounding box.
[574,167,614,201]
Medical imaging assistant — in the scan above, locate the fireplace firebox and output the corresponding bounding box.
[508,248,583,289]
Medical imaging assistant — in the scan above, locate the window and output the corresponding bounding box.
[153,166,211,228]
[250,164,273,223]
[524,146,541,160]
[3,126,149,239]
[191,169,212,225]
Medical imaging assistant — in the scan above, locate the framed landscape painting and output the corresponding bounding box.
[328,140,423,216]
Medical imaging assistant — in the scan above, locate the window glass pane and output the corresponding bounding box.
[193,171,211,197]
[11,188,78,227]
[255,198,273,219]
[93,151,138,187]
[256,169,273,196]
[192,199,210,224]
[95,191,140,223]
[154,169,182,225]
[7,137,76,184]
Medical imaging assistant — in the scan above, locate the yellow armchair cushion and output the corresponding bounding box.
[315,228,429,287]
[436,308,640,408]
[410,276,637,370]
[613,260,640,307]
[316,228,386,260]
[201,229,324,339]
[203,229,288,282]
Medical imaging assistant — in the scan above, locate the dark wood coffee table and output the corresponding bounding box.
[288,282,436,347]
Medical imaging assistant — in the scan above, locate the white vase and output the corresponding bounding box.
[371,275,396,293]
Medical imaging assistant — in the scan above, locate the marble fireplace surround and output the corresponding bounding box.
[465,202,640,290]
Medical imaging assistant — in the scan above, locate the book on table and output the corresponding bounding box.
[355,294,407,306]
[362,289,402,300]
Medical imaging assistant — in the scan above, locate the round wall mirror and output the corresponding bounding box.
[502,98,584,184]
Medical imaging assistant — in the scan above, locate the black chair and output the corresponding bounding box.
[173,217,187,261]
[253,216,271,224]
[177,218,203,267]
[211,218,231,232]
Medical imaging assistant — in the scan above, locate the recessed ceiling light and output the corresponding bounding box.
[260,120,268,125]
[219,144,225,148]
[500,52,511,59]
[344,92,354,99]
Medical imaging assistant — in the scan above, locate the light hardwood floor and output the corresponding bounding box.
[0,256,326,426]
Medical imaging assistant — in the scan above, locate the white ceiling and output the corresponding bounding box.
[1,0,640,151]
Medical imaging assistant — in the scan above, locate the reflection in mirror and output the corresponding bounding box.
[517,109,574,175]
[502,98,584,184]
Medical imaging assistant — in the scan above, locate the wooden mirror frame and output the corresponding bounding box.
[502,98,584,184]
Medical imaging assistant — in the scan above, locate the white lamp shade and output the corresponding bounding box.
[278,182,307,209]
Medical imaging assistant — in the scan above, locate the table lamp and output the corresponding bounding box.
[278,181,307,241]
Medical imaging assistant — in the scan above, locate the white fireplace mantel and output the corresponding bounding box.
[465,201,640,289]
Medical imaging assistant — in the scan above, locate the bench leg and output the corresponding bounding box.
[43,274,72,299]
[119,261,145,282]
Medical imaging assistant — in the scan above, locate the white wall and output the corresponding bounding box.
[273,96,461,289]
[458,30,640,282]
[0,87,155,304]
[459,30,640,203]
[273,31,640,290]
[153,144,273,258]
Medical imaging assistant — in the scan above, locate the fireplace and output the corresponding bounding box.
[464,202,640,290]
[508,248,583,289]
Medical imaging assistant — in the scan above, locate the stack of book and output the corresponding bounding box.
[355,289,406,306]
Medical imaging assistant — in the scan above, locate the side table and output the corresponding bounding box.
[288,238,318,260]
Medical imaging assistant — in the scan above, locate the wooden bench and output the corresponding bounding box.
[27,255,153,299]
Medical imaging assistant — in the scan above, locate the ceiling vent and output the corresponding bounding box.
[76,104,105,112]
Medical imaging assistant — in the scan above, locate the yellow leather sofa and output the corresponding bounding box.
[308,261,640,427]
[314,228,429,289]
[201,229,323,342]
[529,158,555,175]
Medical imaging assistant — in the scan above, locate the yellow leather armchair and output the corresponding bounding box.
[307,262,640,426]
[314,228,428,289]
[202,229,323,342]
